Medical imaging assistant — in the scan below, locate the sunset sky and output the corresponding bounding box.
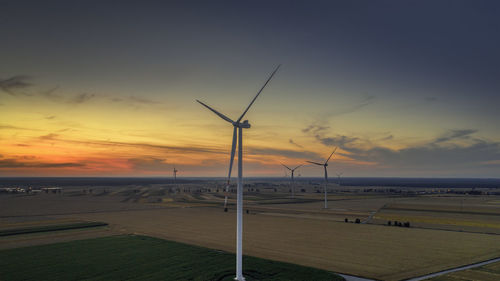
[1,1,499,177]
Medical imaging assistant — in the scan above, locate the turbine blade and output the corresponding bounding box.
[236,65,281,123]
[224,127,237,208]
[227,127,237,181]
[281,163,292,171]
[306,161,324,166]
[197,100,234,124]
[325,147,338,164]
[292,164,303,171]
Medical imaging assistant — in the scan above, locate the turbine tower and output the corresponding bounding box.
[197,65,280,281]
[307,147,337,209]
[173,166,178,183]
[281,164,303,198]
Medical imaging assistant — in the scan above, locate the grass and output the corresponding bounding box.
[0,235,343,281]
[0,222,108,236]
[429,260,500,281]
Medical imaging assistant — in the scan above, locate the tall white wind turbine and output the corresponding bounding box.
[281,164,303,198]
[307,147,337,209]
[197,65,280,281]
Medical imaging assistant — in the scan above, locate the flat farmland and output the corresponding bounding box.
[373,196,500,234]
[0,235,342,281]
[69,205,500,281]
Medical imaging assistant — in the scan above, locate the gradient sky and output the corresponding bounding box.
[1,1,499,177]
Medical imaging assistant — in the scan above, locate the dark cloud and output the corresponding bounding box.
[349,139,500,170]
[0,76,32,95]
[41,87,96,104]
[129,96,157,104]
[288,138,303,148]
[128,157,170,171]
[315,134,359,148]
[380,134,394,141]
[0,158,85,168]
[39,133,59,140]
[433,129,478,144]
[249,147,321,159]
[304,124,499,174]
[302,125,329,134]
[71,93,95,104]
[0,124,39,131]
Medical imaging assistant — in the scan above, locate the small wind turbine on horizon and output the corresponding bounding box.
[307,147,337,209]
[196,65,281,281]
[173,166,178,183]
[337,172,343,186]
[281,163,303,198]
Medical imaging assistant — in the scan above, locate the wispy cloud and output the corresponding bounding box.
[0,157,85,168]
[249,147,322,159]
[302,125,329,134]
[41,87,96,104]
[0,124,40,131]
[71,93,95,104]
[36,133,226,155]
[39,133,59,140]
[127,156,171,171]
[0,75,32,96]
[110,95,162,106]
[309,127,500,174]
[289,138,303,148]
[433,129,477,144]
[328,95,376,117]
[315,134,359,147]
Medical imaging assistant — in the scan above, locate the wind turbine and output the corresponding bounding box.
[197,65,280,281]
[281,164,303,198]
[173,166,178,183]
[307,147,337,209]
[336,172,343,186]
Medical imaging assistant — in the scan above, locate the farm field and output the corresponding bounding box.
[70,205,500,280]
[2,189,500,280]
[428,260,500,281]
[0,235,343,281]
[372,196,500,234]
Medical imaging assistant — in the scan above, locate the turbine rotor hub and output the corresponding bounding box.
[234,120,251,128]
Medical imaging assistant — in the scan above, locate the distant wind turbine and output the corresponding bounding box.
[173,166,178,183]
[281,164,303,198]
[197,65,280,281]
[337,172,343,186]
[307,147,337,209]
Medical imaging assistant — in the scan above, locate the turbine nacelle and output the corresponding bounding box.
[234,120,251,128]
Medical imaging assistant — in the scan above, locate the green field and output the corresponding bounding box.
[0,235,343,281]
